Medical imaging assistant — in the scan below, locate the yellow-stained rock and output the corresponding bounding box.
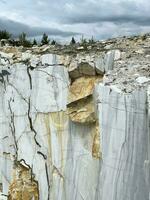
[8,163,39,200]
[67,96,96,123]
[1,47,19,54]
[50,111,68,131]
[92,121,101,159]
[57,54,72,66]
[68,76,102,104]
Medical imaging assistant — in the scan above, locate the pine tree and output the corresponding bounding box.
[33,38,37,46]
[41,33,49,45]
[0,30,11,40]
[18,32,31,47]
[70,37,76,45]
[51,40,56,45]
[89,36,95,44]
[19,32,26,44]
[80,35,87,45]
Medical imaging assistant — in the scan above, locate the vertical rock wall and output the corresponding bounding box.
[0,46,149,200]
[0,54,102,200]
[96,84,150,200]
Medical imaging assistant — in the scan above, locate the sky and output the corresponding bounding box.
[0,0,150,42]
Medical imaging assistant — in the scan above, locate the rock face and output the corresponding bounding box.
[67,76,102,124]
[0,34,150,200]
[0,53,101,200]
[8,163,39,200]
[96,86,150,200]
[95,51,150,199]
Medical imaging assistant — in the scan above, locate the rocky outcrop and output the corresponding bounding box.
[95,58,150,200]
[0,33,150,200]
[96,86,150,200]
[8,162,39,200]
[0,52,102,200]
[67,76,102,123]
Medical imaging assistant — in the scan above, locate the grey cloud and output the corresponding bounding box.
[57,0,150,27]
[63,14,150,26]
[0,18,80,37]
[1,0,150,41]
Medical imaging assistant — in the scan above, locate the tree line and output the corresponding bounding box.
[0,30,96,47]
[0,30,57,47]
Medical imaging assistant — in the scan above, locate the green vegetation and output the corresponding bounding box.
[0,29,96,48]
[80,35,87,45]
[33,38,37,46]
[51,40,56,45]
[18,32,32,47]
[0,30,11,40]
[70,37,76,45]
[41,33,49,45]
[88,36,95,44]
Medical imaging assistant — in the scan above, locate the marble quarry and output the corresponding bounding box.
[0,34,150,200]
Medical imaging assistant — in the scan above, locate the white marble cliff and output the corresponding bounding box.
[0,34,150,200]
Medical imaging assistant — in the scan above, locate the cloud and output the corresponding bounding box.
[61,0,150,26]
[62,14,150,26]
[0,0,150,41]
[56,0,150,39]
[0,18,80,38]
[0,0,6,3]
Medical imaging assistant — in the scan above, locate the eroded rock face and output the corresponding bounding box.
[0,33,150,200]
[94,53,150,200]
[8,163,39,200]
[68,76,102,104]
[67,76,102,124]
[92,121,101,159]
[68,51,121,79]
[67,96,96,123]
[0,53,102,200]
[96,86,150,200]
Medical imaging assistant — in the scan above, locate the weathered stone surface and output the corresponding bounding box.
[92,121,101,159]
[94,59,150,200]
[67,96,96,123]
[40,54,71,66]
[95,85,150,200]
[0,56,101,200]
[68,59,96,78]
[68,76,102,104]
[0,33,150,200]
[0,62,70,199]
[68,51,121,79]
[136,76,150,84]
[67,76,102,124]
[8,163,39,200]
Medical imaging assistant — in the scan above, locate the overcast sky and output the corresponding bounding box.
[0,0,150,41]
